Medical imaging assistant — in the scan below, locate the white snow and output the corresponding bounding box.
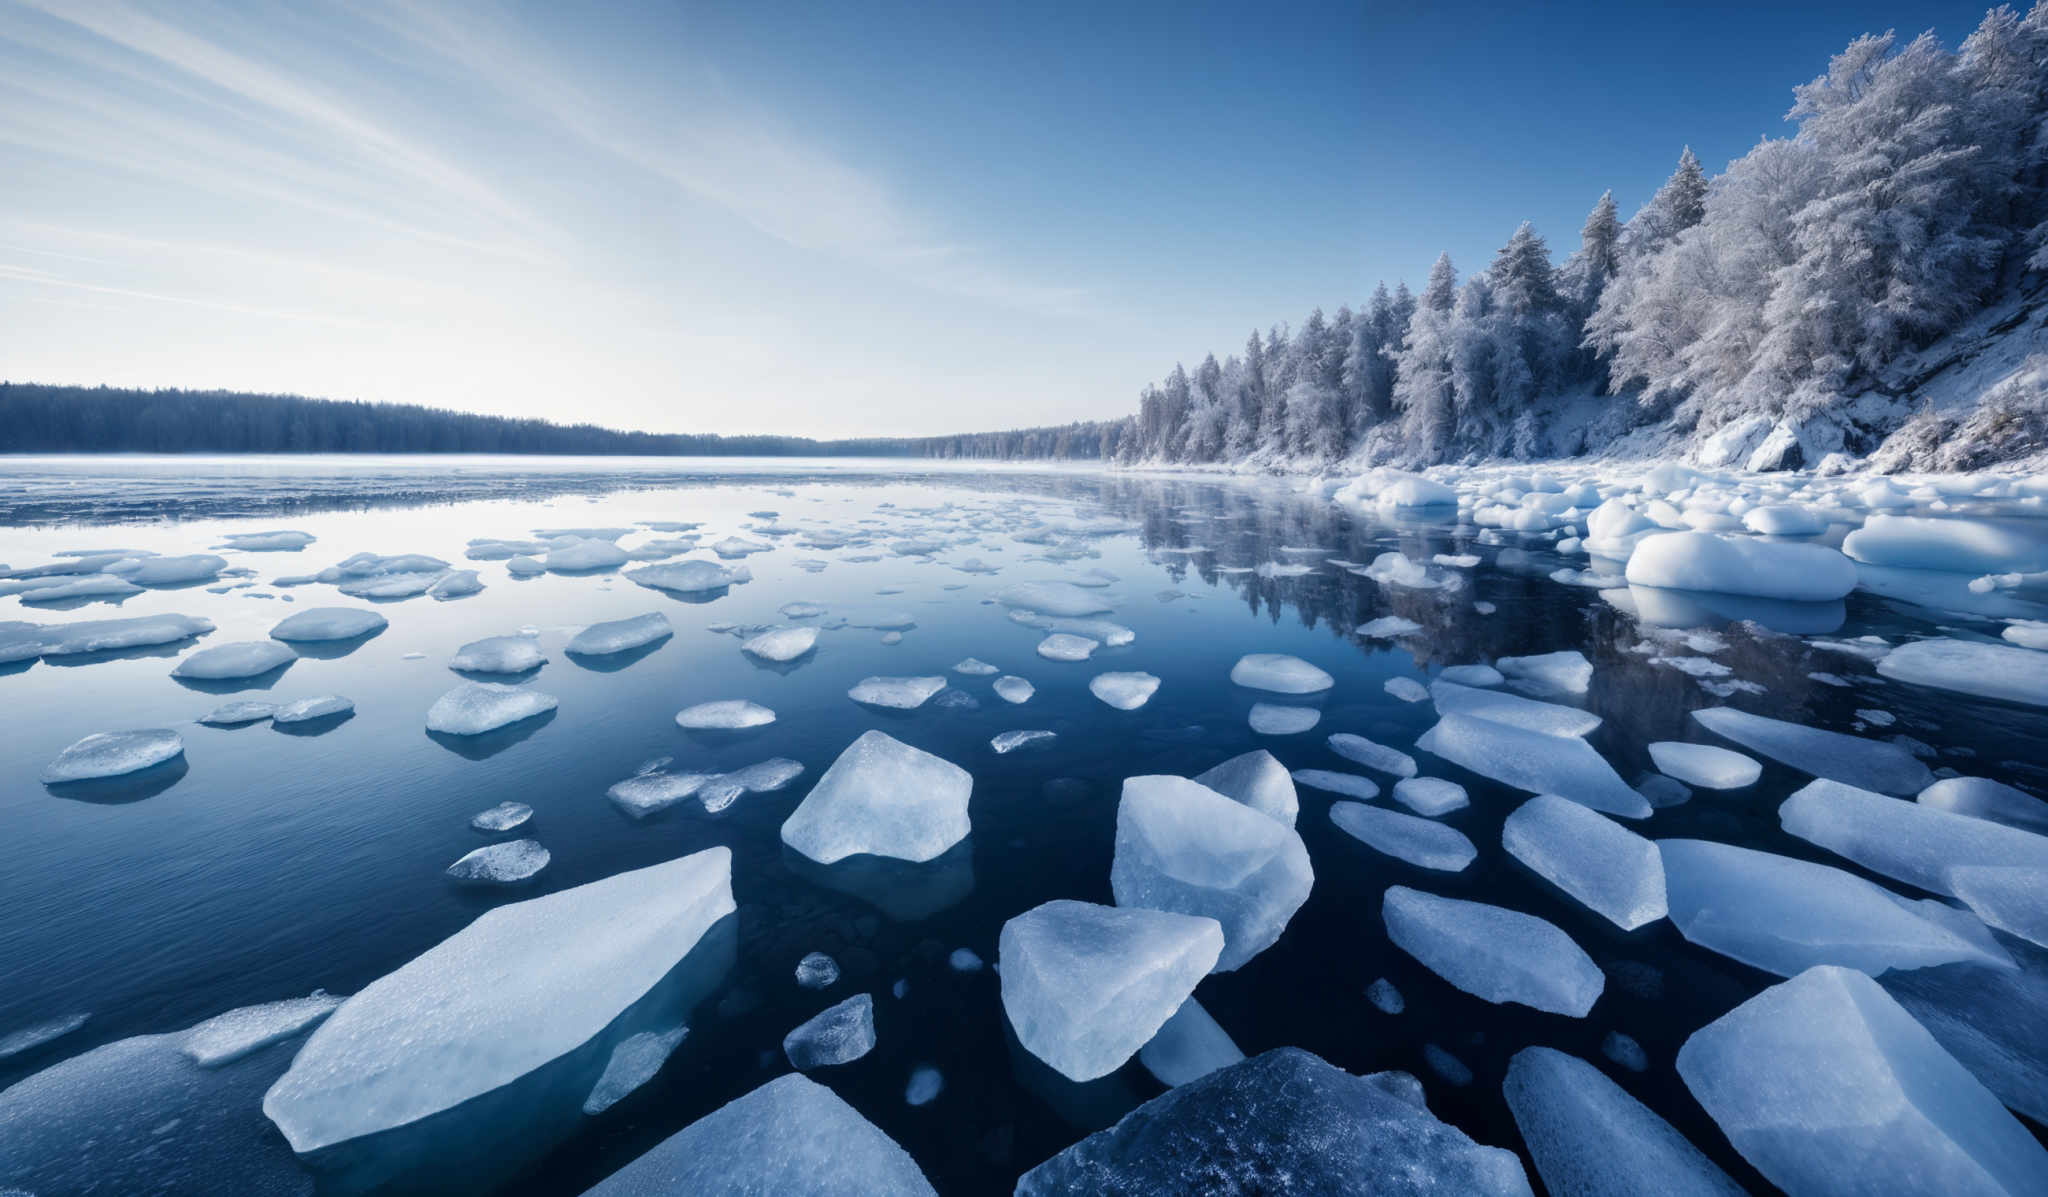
[1089,671,1160,709]
[1647,742,1761,789]
[425,682,558,735]
[41,729,183,783]
[269,607,386,642]
[1418,713,1650,818]
[1382,886,1604,1017]
[1876,637,2048,707]
[1330,801,1476,871]
[1625,531,1858,601]
[675,699,775,730]
[780,730,971,864]
[567,612,672,656]
[1228,653,1335,694]
[848,675,948,709]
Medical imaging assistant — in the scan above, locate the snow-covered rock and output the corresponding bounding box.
[780,730,971,864]
[1382,886,1603,1017]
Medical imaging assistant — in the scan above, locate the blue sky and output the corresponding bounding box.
[0,0,2012,437]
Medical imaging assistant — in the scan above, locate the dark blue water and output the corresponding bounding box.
[1,457,2043,1195]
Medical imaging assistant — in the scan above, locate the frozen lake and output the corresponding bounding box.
[1,455,2045,1194]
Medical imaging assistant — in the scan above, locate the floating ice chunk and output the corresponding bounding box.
[1782,778,2048,906]
[1358,616,1423,638]
[264,849,735,1153]
[446,839,549,884]
[1292,768,1379,800]
[1366,977,1404,1014]
[1692,706,1932,794]
[949,947,984,971]
[904,1066,943,1105]
[200,699,276,725]
[848,675,947,709]
[1505,1046,1745,1197]
[995,581,1114,617]
[41,729,183,783]
[15,573,141,602]
[450,634,544,674]
[1015,1047,1533,1195]
[274,695,352,724]
[993,675,1034,704]
[784,993,876,1069]
[1327,733,1417,777]
[1625,531,1858,601]
[710,535,770,558]
[1230,652,1335,694]
[1036,632,1098,661]
[582,1072,936,1196]
[1139,997,1243,1087]
[781,730,971,864]
[1882,938,2048,1124]
[1603,1029,1649,1072]
[567,612,671,656]
[506,555,546,577]
[109,553,228,586]
[425,682,558,735]
[1382,886,1604,1016]
[172,640,296,680]
[1386,776,1465,815]
[269,607,385,642]
[992,729,1056,753]
[1495,650,1593,697]
[1440,662,1505,686]
[954,657,998,675]
[2006,620,2048,650]
[1742,504,1829,536]
[1113,776,1313,971]
[1950,867,2048,947]
[1647,742,1760,789]
[582,1026,687,1115]
[793,951,841,989]
[740,625,817,662]
[675,699,775,730]
[1660,837,2004,976]
[1248,702,1319,734]
[1918,776,2048,833]
[1678,965,2048,1197]
[544,537,627,572]
[221,530,316,551]
[1844,514,2048,575]
[1383,677,1429,703]
[1418,713,1654,817]
[1090,671,1159,709]
[1428,679,1601,737]
[1193,749,1298,827]
[471,801,532,832]
[998,899,1223,1081]
[1504,796,1665,930]
[1877,637,2048,707]
[606,771,713,817]
[183,993,342,1068]
[1330,801,1475,871]
[0,1012,89,1059]
[625,560,748,593]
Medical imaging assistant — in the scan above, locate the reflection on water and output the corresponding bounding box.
[1,457,2045,1195]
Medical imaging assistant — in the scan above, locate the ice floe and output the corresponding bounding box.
[1503,795,1666,929]
[1228,652,1334,694]
[626,560,749,593]
[1089,671,1159,709]
[200,700,276,725]
[172,639,296,680]
[781,730,971,863]
[1247,701,1319,734]
[783,993,876,1069]
[1877,637,2048,707]
[1647,741,1760,789]
[1138,997,1242,1087]
[1625,531,1858,601]
[470,802,532,832]
[1292,768,1380,800]
[269,607,386,642]
[995,581,1115,618]
[1391,776,1468,815]
[567,612,672,656]
[425,682,558,735]
[450,634,545,674]
[41,728,184,783]
[1327,732,1417,777]
[993,675,1035,704]
[1192,749,1298,827]
[273,695,352,725]
[741,625,817,662]
[582,1026,688,1115]
[1419,713,1649,818]
[1382,886,1603,1016]
[1692,705,1932,794]
[1918,776,2048,833]
[1036,632,1098,661]
[1428,679,1601,737]
[1781,778,2048,911]
[1495,650,1593,697]
[1504,1046,1744,1197]
[991,729,1056,753]
[675,699,775,730]
[848,675,948,709]
[1330,801,1476,871]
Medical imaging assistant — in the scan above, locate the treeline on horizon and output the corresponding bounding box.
[1086,4,2048,468]
[0,383,1115,459]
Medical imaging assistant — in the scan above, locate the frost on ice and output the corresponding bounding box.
[1228,652,1335,694]
[1504,1046,1744,1197]
[1418,713,1650,818]
[1502,795,1666,929]
[780,730,971,864]
[1677,966,2048,1197]
[675,699,775,730]
[1112,775,1313,971]
[263,848,736,1153]
[41,729,184,783]
[1692,705,1933,794]
[425,682,558,736]
[1382,886,1604,1017]
[999,898,1222,1081]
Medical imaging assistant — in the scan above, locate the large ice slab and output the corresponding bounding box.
[1015,1047,1532,1196]
[1876,638,2048,708]
[1918,777,2048,833]
[1330,801,1476,872]
[1505,1045,1745,1197]
[1503,795,1666,929]
[1228,652,1334,694]
[1677,965,2048,1197]
[425,682,558,735]
[1844,514,2048,575]
[1781,778,2048,907]
[780,730,971,864]
[172,639,296,680]
[1429,679,1601,737]
[269,607,386,642]
[1882,939,2048,1124]
[582,1073,936,1196]
[1112,775,1313,971]
[1692,705,1932,794]
[1382,886,1603,1016]
[1625,531,1858,600]
[1418,712,1650,818]
[544,537,627,572]
[264,849,735,1153]
[1660,837,2006,977]
[111,553,228,587]
[566,612,672,656]
[999,899,1222,1081]
[1192,749,1299,827]
[14,612,214,659]
[41,728,184,783]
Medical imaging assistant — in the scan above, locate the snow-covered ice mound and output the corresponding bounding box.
[999,899,1222,1082]
[1112,775,1313,971]
[848,675,947,709]
[425,682,558,735]
[449,634,546,674]
[1877,637,2048,707]
[1692,705,1932,794]
[567,612,672,656]
[1677,965,2048,1197]
[263,848,735,1153]
[1330,801,1476,871]
[1844,514,2048,575]
[1382,886,1604,1017]
[581,1073,935,1196]
[675,699,775,730]
[1625,531,1858,601]
[1192,749,1298,827]
[782,993,876,1070]
[1228,652,1334,694]
[446,839,550,884]
[1015,1047,1532,1195]
[1647,741,1761,789]
[780,730,971,864]
[741,625,817,662]
[172,640,297,680]
[1418,713,1649,818]
[1505,1046,1744,1197]
[269,607,386,642]
[1502,795,1666,929]
[41,729,184,783]
[1089,671,1159,709]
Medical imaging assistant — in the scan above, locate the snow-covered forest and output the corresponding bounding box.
[1101,5,2048,473]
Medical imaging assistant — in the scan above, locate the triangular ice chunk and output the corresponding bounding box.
[780,730,972,864]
